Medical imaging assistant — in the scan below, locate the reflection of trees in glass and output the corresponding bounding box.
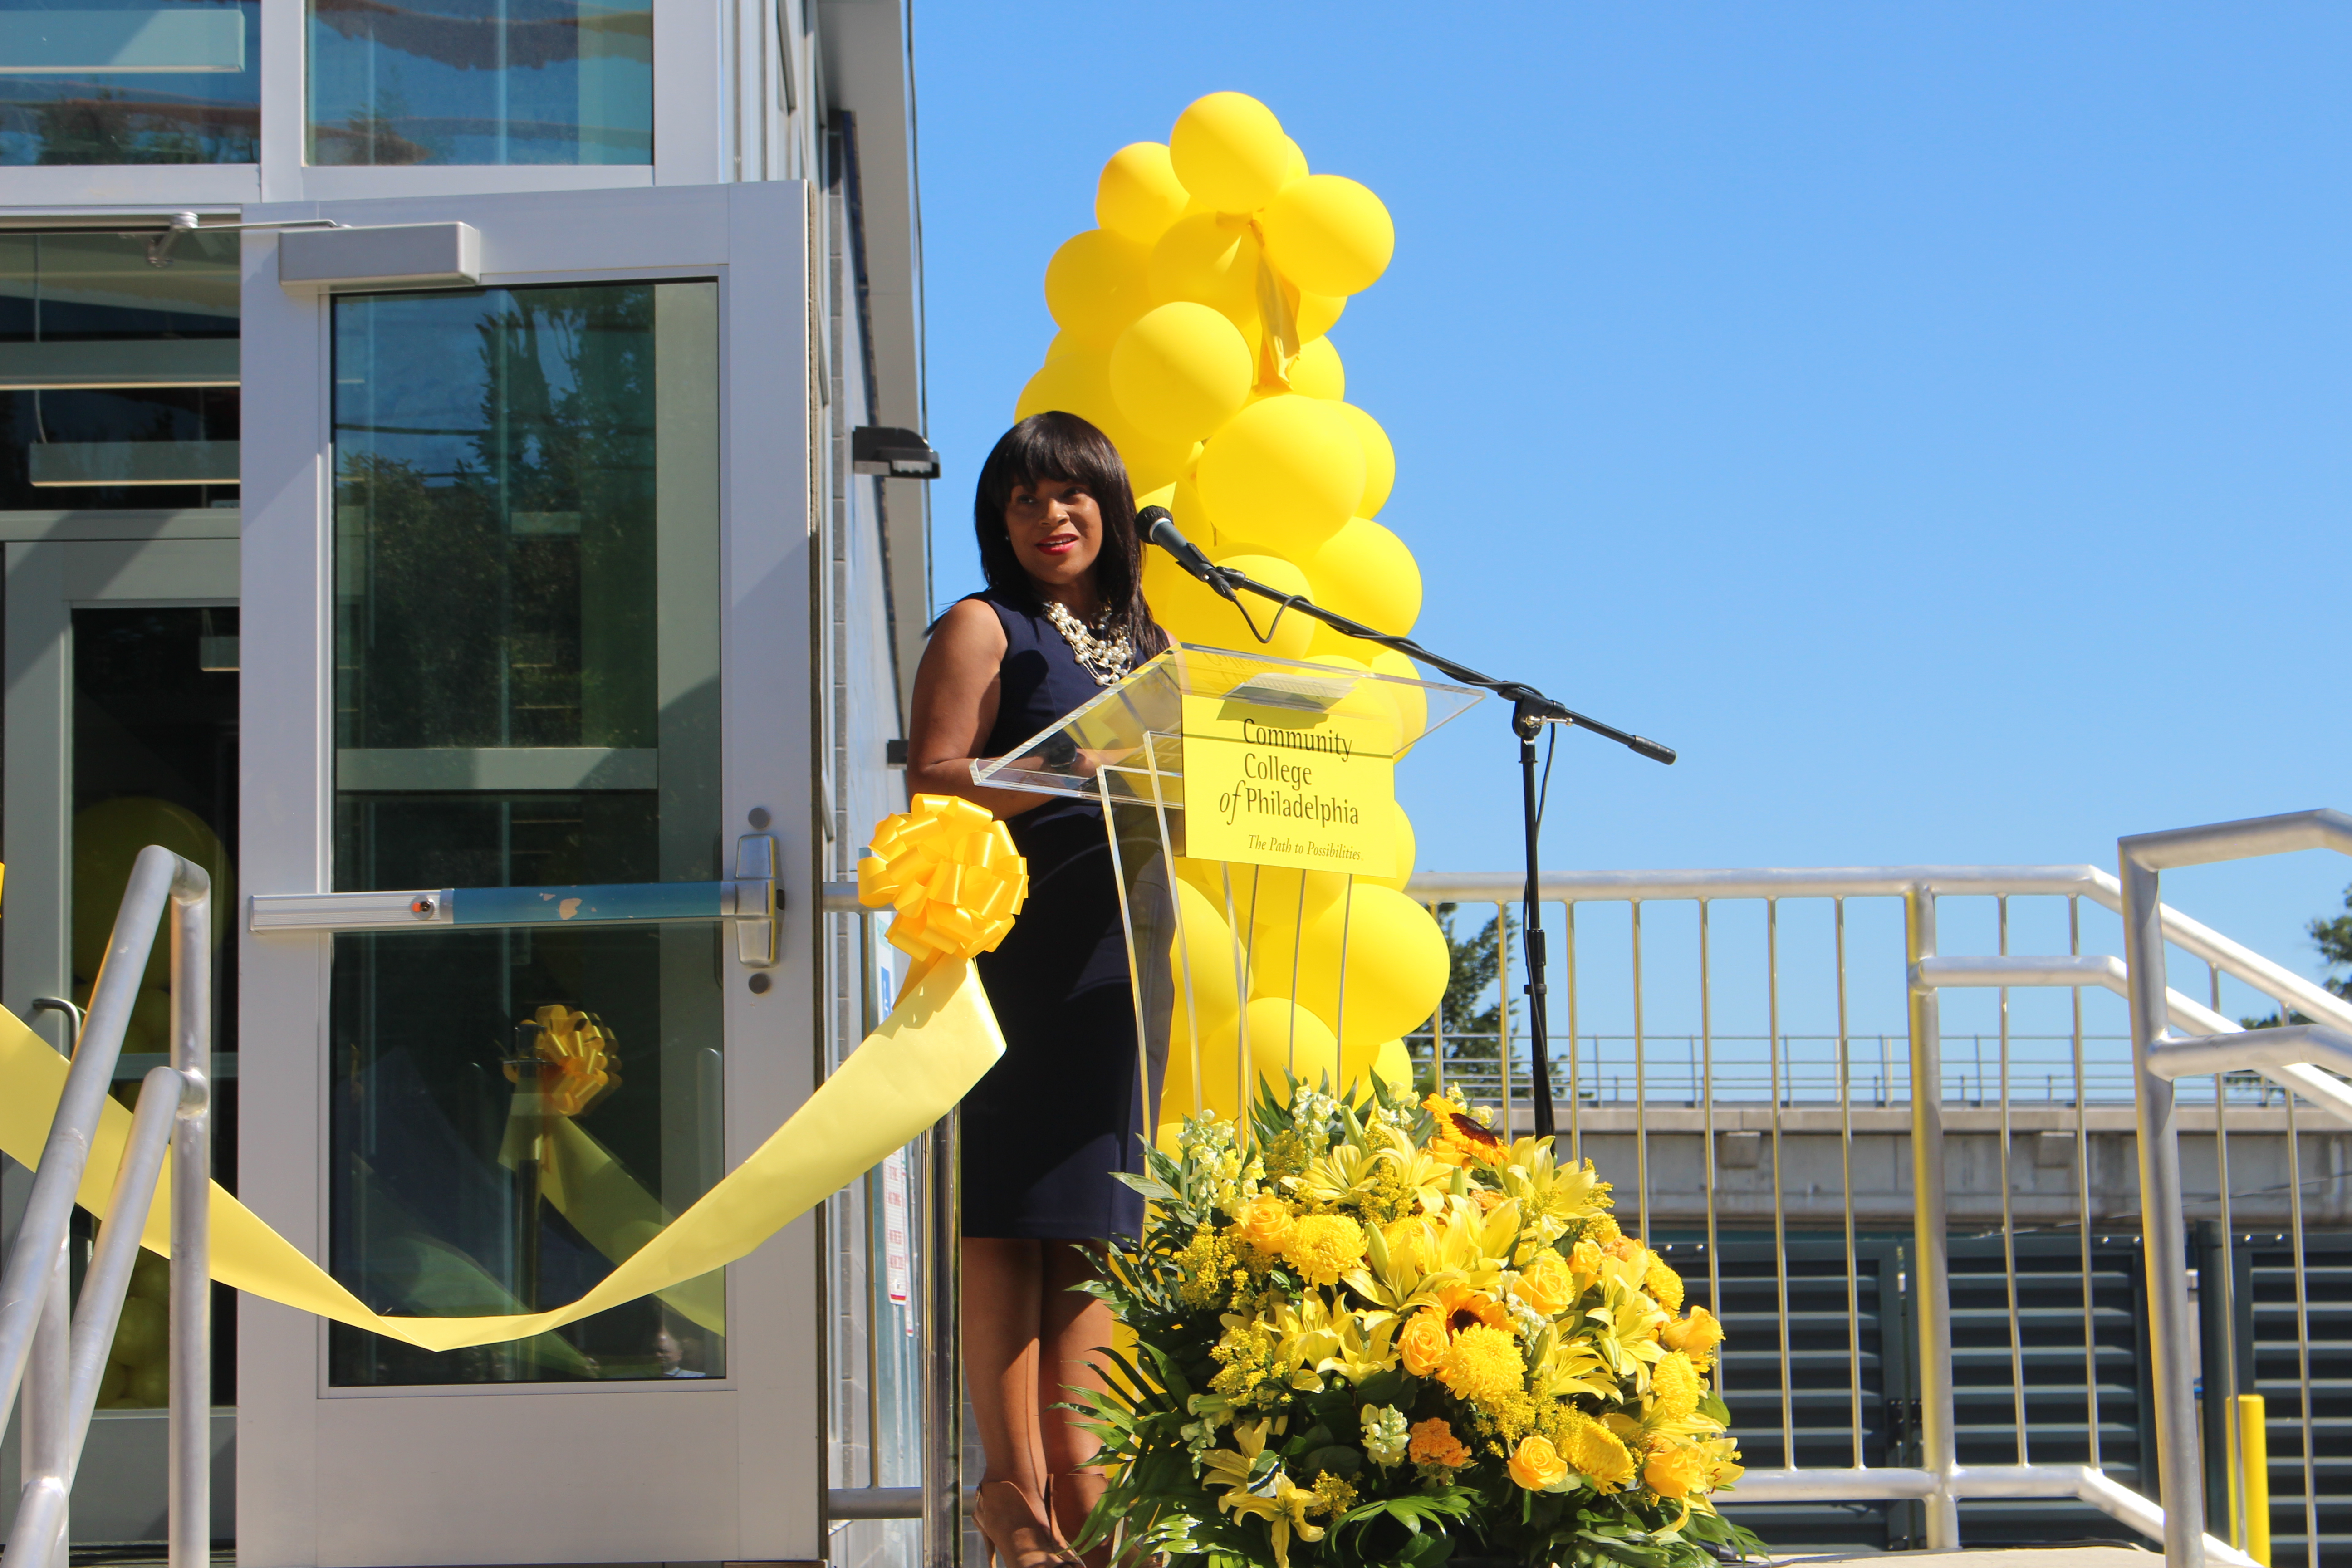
[336,285,656,752]
[18,88,257,165]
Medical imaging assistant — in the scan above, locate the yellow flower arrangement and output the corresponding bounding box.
[1072,1080,1756,1568]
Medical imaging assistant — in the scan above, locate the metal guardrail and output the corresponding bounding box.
[1401,857,2352,1563]
[814,843,2352,1564]
[2122,808,2352,1568]
[0,845,211,1568]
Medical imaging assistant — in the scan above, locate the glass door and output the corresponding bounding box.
[325,277,726,1387]
[235,183,817,1567]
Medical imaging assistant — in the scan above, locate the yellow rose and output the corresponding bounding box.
[1643,1441,1712,1499]
[1508,1435,1568,1491]
[1568,1239,1603,1279]
[1516,1250,1576,1316]
[1661,1306,1726,1368]
[1406,1416,1470,1468]
[1399,1309,1448,1377]
[1231,1194,1295,1264]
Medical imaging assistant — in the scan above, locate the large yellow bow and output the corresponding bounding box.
[858,793,1029,990]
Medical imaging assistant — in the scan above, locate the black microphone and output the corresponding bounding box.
[1139,506,1235,600]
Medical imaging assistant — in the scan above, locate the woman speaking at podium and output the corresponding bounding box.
[906,410,1171,1568]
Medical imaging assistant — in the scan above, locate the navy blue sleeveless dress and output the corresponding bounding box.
[960,589,1168,1240]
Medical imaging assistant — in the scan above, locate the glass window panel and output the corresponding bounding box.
[70,604,239,1406]
[0,0,260,165]
[307,0,652,167]
[0,230,241,511]
[328,279,721,1386]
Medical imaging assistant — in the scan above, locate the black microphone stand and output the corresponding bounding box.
[1191,563,1675,1142]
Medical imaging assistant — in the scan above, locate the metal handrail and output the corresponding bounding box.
[0,845,211,1568]
[2120,809,2352,1568]
[1403,859,2351,1561]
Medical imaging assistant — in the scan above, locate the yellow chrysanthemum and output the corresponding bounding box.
[1280,1214,1367,1286]
[1406,1416,1470,1468]
[1645,1255,1686,1312]
[1661,1306,1726,1368]
[1649,1350,1702,1422]
[1563,1411,1637,1491]
[1643,1441,1712,1499]
[1437,1323,1524,1406]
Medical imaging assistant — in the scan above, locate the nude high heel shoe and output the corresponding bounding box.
[975,1479,1078,1568]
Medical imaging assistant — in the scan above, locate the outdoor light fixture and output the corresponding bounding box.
[851,425,940,480]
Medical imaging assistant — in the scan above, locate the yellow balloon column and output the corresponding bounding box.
[1014,91,1442,1123]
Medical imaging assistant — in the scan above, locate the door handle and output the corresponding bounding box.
[250,841,784,951]
[732,833,780,969]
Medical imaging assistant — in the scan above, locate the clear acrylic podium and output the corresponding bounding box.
[973,643,1480,1134]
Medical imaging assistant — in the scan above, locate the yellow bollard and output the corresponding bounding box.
[2234,1393,2270,1566]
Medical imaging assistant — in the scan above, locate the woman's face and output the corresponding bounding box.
[1005,475,1104,595]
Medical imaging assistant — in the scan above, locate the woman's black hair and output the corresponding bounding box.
[972,411,1170,655]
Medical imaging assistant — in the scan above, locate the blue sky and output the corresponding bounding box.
[911,3,2351,1030]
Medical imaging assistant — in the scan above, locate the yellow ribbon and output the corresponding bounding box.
[0,803,1024,1351]
[858,793,1029,988]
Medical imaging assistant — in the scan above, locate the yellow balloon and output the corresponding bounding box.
[1303,517,1421,638]
[1360,799,1417,893]
[73,796,229,987]
[1142,545,1317,659]
[1147,212,1262,332]
[1245,996,1342,1090]
[1111,302,1254,446]
[1372,1039,1419,1093]
[1168,876,1242,1036]
[1196,394,1365,554]
[1043,228,1149,343]
[1096,142,1191,244]
[1297,290,1346,339]
[1333,402,1396,518]
[1169,91,1291,212]
[1368,647,1429,750]
[1281,136,1309,186]
[1045,328,1082,362]
[1261,175,1396,297]
[1292,884,1449,1049]
[1014,351,1117,431]
[1287,334,1344,399]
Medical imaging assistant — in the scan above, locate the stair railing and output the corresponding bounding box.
[0,845,211,1568]
[2120,808,2352,1568]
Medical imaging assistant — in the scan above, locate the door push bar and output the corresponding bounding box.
[250,833,783,968]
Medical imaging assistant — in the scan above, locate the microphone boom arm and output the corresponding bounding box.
[1200,563,1676,766]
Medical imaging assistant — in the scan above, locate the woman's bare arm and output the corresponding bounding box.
[905,598,1046,817]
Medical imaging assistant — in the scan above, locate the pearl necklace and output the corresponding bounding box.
[1044,598,1134,686]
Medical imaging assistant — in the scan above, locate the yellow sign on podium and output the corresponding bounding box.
[1178,691,1397,877]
